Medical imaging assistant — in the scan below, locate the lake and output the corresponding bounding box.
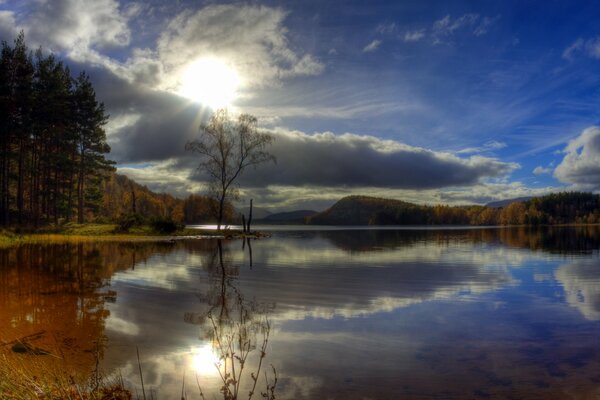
[1,226,600,399]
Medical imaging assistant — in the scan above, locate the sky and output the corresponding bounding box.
[1,0,600,211]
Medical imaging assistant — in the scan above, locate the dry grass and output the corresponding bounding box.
[0,224,232,249]
[0,352,131,400]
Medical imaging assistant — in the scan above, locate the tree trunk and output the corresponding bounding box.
[77,148,85,224]
[0,143,7,226]
[131,187,136,213]
[16,136,24,224]
[65,149,77,222]
[217,194,225,231]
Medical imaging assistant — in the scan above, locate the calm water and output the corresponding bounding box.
[1,227,600,399]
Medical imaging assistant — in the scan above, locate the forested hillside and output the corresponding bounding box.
[307,192,600,226]
[100,173,234,224]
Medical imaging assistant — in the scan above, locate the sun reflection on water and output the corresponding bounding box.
[190,344,220,376]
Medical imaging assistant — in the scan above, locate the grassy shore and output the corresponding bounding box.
[0,223,268,248]
[0,352,131,400]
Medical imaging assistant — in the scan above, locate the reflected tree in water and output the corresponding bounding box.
[185,240,276,400]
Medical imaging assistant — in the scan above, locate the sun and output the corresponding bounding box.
[179,58,241,109]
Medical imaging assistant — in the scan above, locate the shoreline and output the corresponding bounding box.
[0,223,269,248]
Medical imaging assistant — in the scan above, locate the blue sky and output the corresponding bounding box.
[1,0,600,210]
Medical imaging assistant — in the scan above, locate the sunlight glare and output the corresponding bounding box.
[190,344,220,375]
[179,58,240,109]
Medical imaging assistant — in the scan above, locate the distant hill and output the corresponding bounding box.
[306,192,600,226]
[486,197,533,208]
[238,206,273,220]
[259,210,318,224]
[307,196,430,225]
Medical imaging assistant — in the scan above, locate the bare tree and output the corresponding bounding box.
[186,109,275,230]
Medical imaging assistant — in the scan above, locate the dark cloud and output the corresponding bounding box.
[80,62,517,191]
[226,129,518,189]
[71,62,210,163]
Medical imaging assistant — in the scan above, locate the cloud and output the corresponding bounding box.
[554,126,600,188]
[533,166,552,175]
[562,37,600,60]
[3,2,324,99]
[430,13,497,44]
[562,38,584,60]
[72,62,211,163]
[24,0,131,52]
[182,128,519,191]
[473,15,500,36]
[456,140,507,155]
[156,4,324,91]
[586,37,600,58]
[110,119,520,208]
[432,13,479,43]
[403,30,425,42]
[117,161,204,198]
[376,22,396,35]
[363,39,381,53]
[0,10,17,40]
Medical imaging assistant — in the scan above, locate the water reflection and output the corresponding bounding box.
[555,259,600,320]
[304,225,600,255]
[0,228,599,399]
[0,242,168,381]
[184,240,277,399]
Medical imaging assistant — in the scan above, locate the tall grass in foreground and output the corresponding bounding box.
[0,353,131,400]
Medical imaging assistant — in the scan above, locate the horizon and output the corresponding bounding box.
[2,1,600,211]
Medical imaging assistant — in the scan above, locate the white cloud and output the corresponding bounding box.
[25,0,131,52]
[156,4,324,91]
[363,39,381,53]
[456,140,507,154]
[403,30,425,42]
[0,10,17,39]
[554,126,600,188]
[585,37,600,58]
[118,161,204,198]
[562,37,600,60]
[555,261,600,320]
[533,166,552,175]
[431,13,497,44]
[376,22,396,34]
[3,3,324,99]
[562,38,584,60]
[432,13,479,42]
[473,15,500,36]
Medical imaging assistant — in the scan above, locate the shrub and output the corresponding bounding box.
[114,213,145,233]
[150,217,182,234]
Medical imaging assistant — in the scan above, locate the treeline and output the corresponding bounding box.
[308,192,600,226]
[100,173,235,224]
[0,33,112,226]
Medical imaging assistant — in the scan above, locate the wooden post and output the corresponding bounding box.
[242,214,247,233]
[247,199,253,232]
